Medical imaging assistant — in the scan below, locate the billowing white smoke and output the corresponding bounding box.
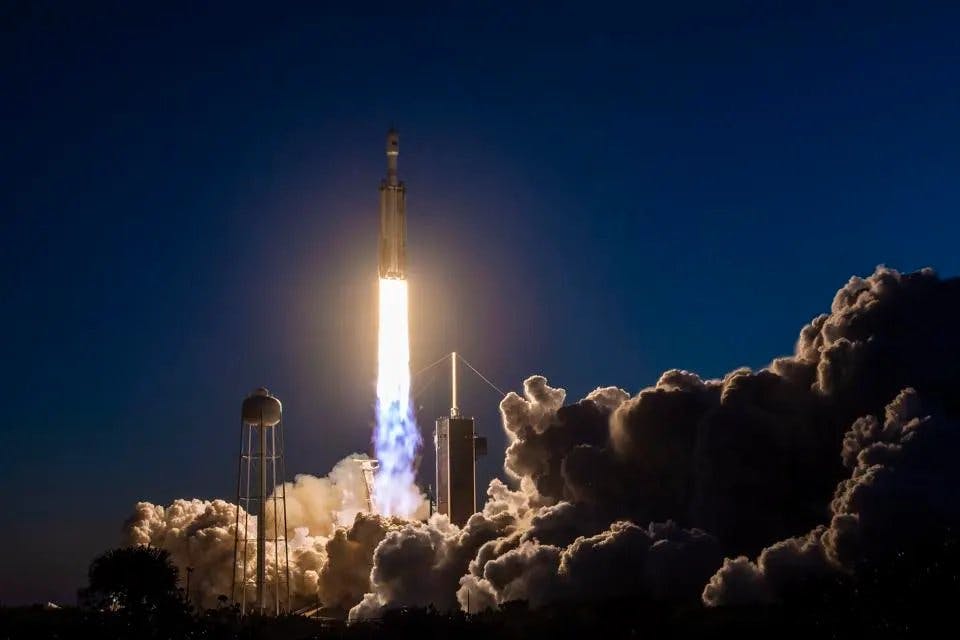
[348,380,722,621]
[127,266,960,619]
[127,498,243,606]
[125,454,391,608]
[346,266,960,619]
[348,478,539,621]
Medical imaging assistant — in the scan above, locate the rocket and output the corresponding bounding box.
[379,128,406,280]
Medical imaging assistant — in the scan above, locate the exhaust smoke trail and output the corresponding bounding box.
[374,277,421,517]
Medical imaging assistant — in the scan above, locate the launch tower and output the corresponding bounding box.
[435,353,487,526]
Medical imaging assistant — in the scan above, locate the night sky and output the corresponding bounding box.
[3,1,960,604]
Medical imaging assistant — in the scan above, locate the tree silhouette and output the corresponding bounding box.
[82,546,188,626]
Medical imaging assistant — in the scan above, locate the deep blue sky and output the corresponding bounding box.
[2,1,959,604]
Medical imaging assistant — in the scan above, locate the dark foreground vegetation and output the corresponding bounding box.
[2,542,958,640]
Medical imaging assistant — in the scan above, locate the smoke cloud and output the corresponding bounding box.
[125,454,414,609]
[702,387,960,605]
[126,266,960,618]
[352,266,960,616]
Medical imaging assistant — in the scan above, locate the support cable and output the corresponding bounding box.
[412,366,441,401]
[456,354,507,398]
[412,353,453,380]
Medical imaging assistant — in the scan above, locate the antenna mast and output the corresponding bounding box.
[451,352,460,418]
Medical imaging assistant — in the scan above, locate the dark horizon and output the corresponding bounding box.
[3,1,960,605]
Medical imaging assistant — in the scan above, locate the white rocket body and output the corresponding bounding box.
[379,129,406,279]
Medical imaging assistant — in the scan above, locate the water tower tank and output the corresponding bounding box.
[241,388,282,426]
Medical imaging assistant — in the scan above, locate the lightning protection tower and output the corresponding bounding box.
[435,353,487,527]
[232,387,290,615]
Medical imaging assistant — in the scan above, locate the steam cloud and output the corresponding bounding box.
[126,266,960,618]
[126,455,418,609]
[350,266,960,618]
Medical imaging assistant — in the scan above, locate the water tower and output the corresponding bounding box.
[231,388,290,615]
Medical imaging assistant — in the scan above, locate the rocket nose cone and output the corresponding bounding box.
[386,129,399,155]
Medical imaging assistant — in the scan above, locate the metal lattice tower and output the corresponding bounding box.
[232,388,290,615]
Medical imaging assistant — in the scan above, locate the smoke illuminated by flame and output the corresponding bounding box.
[374,277,422,517]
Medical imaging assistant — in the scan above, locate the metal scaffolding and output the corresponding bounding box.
[231,388,290,615]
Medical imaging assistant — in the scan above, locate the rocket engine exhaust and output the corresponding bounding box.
[373,129,421,517]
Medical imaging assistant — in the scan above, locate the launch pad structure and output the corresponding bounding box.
[358,459,379,514]
[434,353,489,527]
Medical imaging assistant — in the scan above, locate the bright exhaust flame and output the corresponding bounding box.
[374,277,421,517]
